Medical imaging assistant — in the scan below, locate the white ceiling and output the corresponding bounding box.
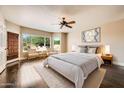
[0,5,124,32]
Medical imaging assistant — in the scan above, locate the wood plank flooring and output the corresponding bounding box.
[1,59,124,88]
[6,59,48,88]
[100,64,124,88]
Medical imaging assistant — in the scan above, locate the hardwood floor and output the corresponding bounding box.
[1,59,124,88]
[100,64,124,88]
[6,59,48,88]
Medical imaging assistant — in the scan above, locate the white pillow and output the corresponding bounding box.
[87,47,96,54]
[80,47,86,53]
[71,45,80,52]
[72,46,86,53]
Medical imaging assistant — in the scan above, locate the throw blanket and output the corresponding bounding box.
[51,52,103,78]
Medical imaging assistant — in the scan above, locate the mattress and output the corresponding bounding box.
[43,52,103,88]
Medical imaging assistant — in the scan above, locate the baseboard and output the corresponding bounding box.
[113,61,124,66]
[7,58,19,64]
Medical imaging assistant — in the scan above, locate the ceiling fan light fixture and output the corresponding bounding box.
[59,17,76,29]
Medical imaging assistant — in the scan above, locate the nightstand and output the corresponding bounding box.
[101,54,113,65]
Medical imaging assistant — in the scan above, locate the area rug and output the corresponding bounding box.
[34,63,106,88]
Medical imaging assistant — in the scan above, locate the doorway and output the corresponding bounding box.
[7,32,19,60]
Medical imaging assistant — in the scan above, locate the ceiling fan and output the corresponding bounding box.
[59,17,76,29]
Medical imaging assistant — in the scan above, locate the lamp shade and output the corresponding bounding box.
[105,45,110,54]
[72,45,77,52]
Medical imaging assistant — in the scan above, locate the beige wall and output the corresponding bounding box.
[0,12,5,24]
[21,27,52,37]
[68,19,124,66]
[101,19,124,66]
[61,33,67,53]
[6,20,20,34]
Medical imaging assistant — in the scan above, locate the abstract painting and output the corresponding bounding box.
[82,27,101,43]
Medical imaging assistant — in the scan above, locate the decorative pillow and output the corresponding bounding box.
[80,47,87,53]
[72,46,87,53]
[71,45,80,52]
[87,47,97,54]
[75,47,80,52]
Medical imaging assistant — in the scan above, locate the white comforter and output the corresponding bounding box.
[43,52,103,88]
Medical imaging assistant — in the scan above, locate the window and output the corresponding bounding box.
[22,33,51,52]
[53,37,60,52]
[45,37,50,48]
[31,36,45,47]
[54,37,60,45]
[22,34,31,51]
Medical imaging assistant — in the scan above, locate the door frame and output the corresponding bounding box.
[0,23,7,73]
[7,32,19,61]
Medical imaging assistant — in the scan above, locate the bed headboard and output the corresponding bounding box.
[78,44,103,54]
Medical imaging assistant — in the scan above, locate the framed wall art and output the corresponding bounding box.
[82,27,101,43]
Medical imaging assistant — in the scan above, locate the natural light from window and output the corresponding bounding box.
[22,33,50,52]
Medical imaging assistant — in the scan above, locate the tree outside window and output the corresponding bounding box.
[22,33,51,52]
[53,37,60,52]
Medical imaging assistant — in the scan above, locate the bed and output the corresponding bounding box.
[43,52,103,88]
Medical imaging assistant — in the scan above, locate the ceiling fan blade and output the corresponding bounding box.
[60,25,64,29]
[66,25,72,28]
[67,21,76,24]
